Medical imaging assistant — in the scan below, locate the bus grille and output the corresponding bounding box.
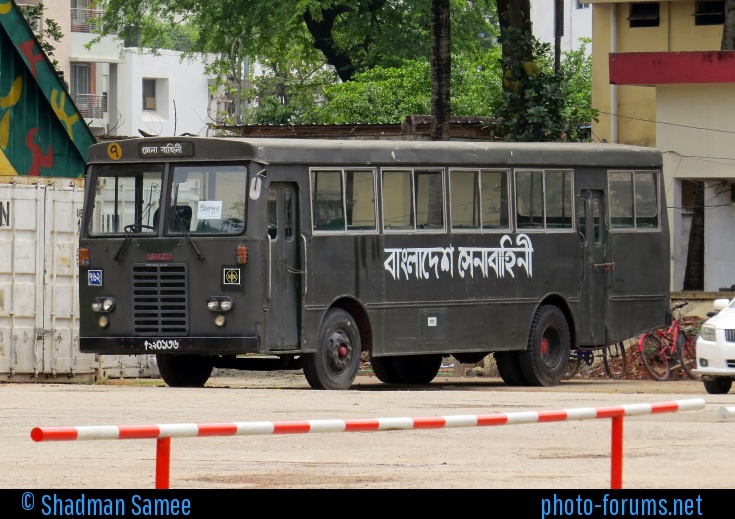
[131,265,188,335]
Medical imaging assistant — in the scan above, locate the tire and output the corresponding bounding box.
[494,351,527,386]
[677,334,700,381]
[518,305,570,387]
[370,356,401,384]
[638,334,669,381]
[563,349,582,380]
[302,309,361,390]
[391,355,442,384]
[156,354,213,388]
[703,377,733,395]
[603,341,628,380]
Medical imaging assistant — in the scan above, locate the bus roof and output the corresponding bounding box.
[89,137,663,169]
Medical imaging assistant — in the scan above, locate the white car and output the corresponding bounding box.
[695,298,735,394]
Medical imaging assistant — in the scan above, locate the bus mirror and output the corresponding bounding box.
[249,176,262,200]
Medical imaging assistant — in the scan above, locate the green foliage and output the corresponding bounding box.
[304,51,504,124]
[495,30,595,142]
[18,3,63,73]
[496,27,565,142]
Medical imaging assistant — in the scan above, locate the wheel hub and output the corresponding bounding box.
[328,331,351,371]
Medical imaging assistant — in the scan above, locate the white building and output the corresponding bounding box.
[531,0,592,54]
[22,0,220,138]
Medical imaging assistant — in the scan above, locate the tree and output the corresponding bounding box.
[431,0,451,141]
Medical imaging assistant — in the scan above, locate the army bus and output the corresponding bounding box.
[77,137,670,390]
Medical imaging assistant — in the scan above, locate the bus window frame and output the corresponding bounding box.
[310,167,378,234]
[607,169,661,232]
[514,168,575,232]
[449,168,511,233]
[381,167,446,233]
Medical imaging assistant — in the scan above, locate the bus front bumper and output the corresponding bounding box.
[80,336,260,355]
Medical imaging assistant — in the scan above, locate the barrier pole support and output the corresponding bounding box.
[610,415,623,489]
[156,437,171,489]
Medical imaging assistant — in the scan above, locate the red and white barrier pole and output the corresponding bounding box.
[31,398,706,489]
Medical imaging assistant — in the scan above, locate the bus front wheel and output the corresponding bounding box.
[303,309,361,390]
[518,305,570,387]
[156,354,213,388]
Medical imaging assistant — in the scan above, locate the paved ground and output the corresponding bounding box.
[2,371,733,489]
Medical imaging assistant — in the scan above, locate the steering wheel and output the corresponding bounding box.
[124,224,156,232]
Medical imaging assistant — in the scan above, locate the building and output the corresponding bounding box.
[20,0,219,138]
[531,0,593,54]
[590,0,735,293]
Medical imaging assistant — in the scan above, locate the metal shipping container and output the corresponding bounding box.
[0,178,157,381]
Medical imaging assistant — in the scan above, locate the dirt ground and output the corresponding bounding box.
[2,368,734,490]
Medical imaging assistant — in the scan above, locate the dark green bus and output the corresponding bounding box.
[78,137,670,390]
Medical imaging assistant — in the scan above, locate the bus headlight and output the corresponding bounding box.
[92,297,116,312]
[206,297,233,312]
[98,315,110,328]
[214,315,226,327]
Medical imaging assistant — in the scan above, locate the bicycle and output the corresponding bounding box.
[564,340,629,380]
[637,299,701,381]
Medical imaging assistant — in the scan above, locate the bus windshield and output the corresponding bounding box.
[170,164,247,234]
[88,163,249,235]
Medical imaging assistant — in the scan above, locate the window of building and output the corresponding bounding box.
[577,1,591,9]
[694,1,725,26]
[142,79,156,111]
[629,2,660,28]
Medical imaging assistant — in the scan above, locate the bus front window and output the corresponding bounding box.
[169,164,248,234]
[88,165,164,235]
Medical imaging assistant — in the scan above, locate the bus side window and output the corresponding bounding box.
[345,169,376,231]
[545,170,573,229]
[634,170,659,228]
[592,198,601,244]
[311,169,345,231]
[450,170,479,229]
[382,169,413,230]
[481,169,510,229]
[516,170,544,229]
[267,187,277,239]
[608,171,634,228]
[284,189,293,240]
[414,169,444,230]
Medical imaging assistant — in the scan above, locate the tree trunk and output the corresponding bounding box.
[683,182,705,290]
[497,0,533,75]
[431,0,451,141]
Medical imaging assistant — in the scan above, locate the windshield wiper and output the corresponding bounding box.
[113,202,155,262]
[171,206,205,260]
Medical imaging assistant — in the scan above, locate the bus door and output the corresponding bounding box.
[265,183,301,349]
[577,189,608,346]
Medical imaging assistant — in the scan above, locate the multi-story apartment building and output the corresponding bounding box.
[532,0,593,54]
[21,0,219,138]
[590,1,735,293]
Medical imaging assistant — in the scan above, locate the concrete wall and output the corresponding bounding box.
[116,49,217,137]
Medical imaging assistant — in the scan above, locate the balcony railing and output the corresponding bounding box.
[71,8,112,34]
[72,93,107,119]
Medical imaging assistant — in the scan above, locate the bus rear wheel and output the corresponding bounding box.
[494,351,527,386]
[391,355,442,384]
[156,354,213,388]
[370,356,401,383]
[303,309,361,390]
[518,305,570,387]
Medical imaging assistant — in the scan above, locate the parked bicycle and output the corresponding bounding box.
[637,299,701,381]
[564,340,629,380]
